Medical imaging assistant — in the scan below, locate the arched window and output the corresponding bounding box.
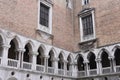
[77,54,84,71]
[58,53,64,69]
[114,48,120,66]
[48,50,54,67]
[101,51,110,67]
[8,39,18,60]
[23,43,32,63]
[87,52,96,69]
[37,47,44,65]
[67,55,72,70]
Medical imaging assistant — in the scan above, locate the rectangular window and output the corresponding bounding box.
[82,14,93,36]
[40,3,49,27]
[82,0,89,5]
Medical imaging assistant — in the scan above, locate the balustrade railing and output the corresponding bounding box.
[89,69,97,76]
[102,67,111,74]
[36,65,45,72]
[47,67,55,74]
[116,66,120,72]
[22,62,32,70]
[58,69,64,76]
[65,70,72,76]
[77,71,86,77]
[7,59,18,68]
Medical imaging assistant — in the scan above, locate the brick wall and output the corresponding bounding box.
[73,0,120,51]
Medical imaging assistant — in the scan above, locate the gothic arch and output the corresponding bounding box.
[97,48,111,59]
[24,40,35,52]
[87,52,96,69]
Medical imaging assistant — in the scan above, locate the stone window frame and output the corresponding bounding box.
[79,8,96,42]
[37,0,53,35]
[82,0,90,5]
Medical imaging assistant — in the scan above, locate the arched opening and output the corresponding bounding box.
[88,52,96,69]
[37,47,44,65]
[114,48,120,66]
[58,53,64,69]
[8,39,18,60]
[101,51,110,67]
[67,55,72,70]
[77,54,84,71]
[23,43,32,63]
[48,50,54,67]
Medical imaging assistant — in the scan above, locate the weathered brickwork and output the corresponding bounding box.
[73,0,120,51]
[0,0,120,52]
[0,0,74,51]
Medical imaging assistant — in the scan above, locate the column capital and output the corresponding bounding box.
[95,58,101,62]
[83,60,89,64]
[1,44,10,48]
[29,51,38,56]
[51,57,59,61]
[16,48,25,52]
[108,56,114,60]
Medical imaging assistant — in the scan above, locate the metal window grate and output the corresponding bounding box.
[82,14,93,36]
[40,3,49,27]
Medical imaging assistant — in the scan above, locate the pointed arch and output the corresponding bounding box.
[67,54,72,70]
[87,52,96,69]
[8,38,19,60]
[58,53,64,69]
[101,51,110,67]
[37,45,45,65]
[77,54,85,71]
[48,49,55,67]
[97,48,111,59]
[23,42,33,63]
[114,48,120,66]
[24,40,35,51]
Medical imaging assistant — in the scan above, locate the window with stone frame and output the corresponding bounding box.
[40,3,49,27]
[79,8,96,42]
[82,14,93,37]
[37,0,53,36]
[82,0,89,5]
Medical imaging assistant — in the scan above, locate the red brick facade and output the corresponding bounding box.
[0,0,120,52]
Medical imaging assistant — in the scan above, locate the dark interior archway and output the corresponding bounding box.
[58,53,64,69]
[37,47,44,65]
[88,52,96,69]
[101,51,110,67]
[8,39,18,60]
[48,50,54,67]
[77,55,84,71]
[114,48,120,66]
[67,55,71,70]
[23,43,31,62]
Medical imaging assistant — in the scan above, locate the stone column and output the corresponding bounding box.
[84,60,89,76]
[73,62,78,77]
[96,58,102,75]
[109,56,115,72]
[52,58,59,74]
[43,55,49,72]
[63,60,68,75]
[17,48,25,68]
[31,51,38,70]
[1,44,10,66]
